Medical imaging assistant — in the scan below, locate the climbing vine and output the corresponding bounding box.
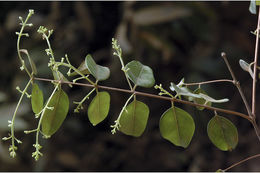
[2,3,260,170]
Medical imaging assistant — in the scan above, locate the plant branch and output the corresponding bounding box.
[33,77,251,121]
[221,52,252,118]
[222,153,260,172]
[252,6,260,118]
[183,79,233,86]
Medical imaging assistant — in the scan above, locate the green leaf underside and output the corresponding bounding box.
[193,88,212,111]
[207,115,238,151]
[125,60,155,88]
[119,100,149,137]
[31,83,44,114]
[88,91,110,126]
[159,106,195,148]
[69,60,90,76]
[170,82,229,103]
[41,88,69,137]
[85,54,110,81]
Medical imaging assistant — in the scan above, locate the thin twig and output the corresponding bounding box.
[223,153,260,172]
[221,52,252,117]
[33,77,251,121]
[183,79,233,86]
[252,6,260,118]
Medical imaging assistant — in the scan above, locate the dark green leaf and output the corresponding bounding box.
[119,100,149,137]
[69,60,90,77]
[41,88,69,137]
[159,106,195,148]
[88,91,110,126]
[193,88,212,111]
[207,115,238,151]
[31,83,44,114]
[125,60,155,88]
[85,54,110,81]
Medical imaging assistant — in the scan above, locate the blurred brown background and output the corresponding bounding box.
[0,1,259,171]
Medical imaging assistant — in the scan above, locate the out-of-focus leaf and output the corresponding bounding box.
[0,103,29,131]
[0,91,7,103]
[115,23,133,54]
[119,100,149,137]
[159,106,195,148]
[31,83,44,114]
[53,71,72,87]
[249,0,256,14]
[41,89,69,137]
[85,54,110,81]
[88,91,110,126]
[20,49,37,75]
[207,115,238,151]
[69,60,90,77]
[125,60,155,88]
[193,88,211,110]
[133,5,191,26]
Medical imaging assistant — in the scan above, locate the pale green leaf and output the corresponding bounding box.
[239,59,254,79]
[159,106,195,148]
[69,60,90,77]
[53,71,72,87]
[125,60,155,88]
[199,93,229,103]
[119,100,149,137]
[250,0,256,14]
[170,82,201,98]
[88,91,110,126]
[85,54,110,81]
[170,82,229,103]
[41,89,69,137]
[20,49,37,75]
[31,83,44,114]
[207,115,238,151]
[193,88,212,110]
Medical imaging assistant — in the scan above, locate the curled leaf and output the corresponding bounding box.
[69,60,90,77]
[159,106,195,148]
[207,115,238,151]
[193,88,211,110]
[125,60,155,88]
[170,82,229,103]
[239,59,254,79]
[53,71,72,87]
[85,54,110,81]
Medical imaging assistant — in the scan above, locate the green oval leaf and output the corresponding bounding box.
[31,83,44,114]
[85,54,110,81]
[125,60,155,88]
[119,100,149,137]
[207,115,238,151]
[193,88,212,111]
[41,88,69,137]
[159,106,195,148]
[88,91,110,126]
